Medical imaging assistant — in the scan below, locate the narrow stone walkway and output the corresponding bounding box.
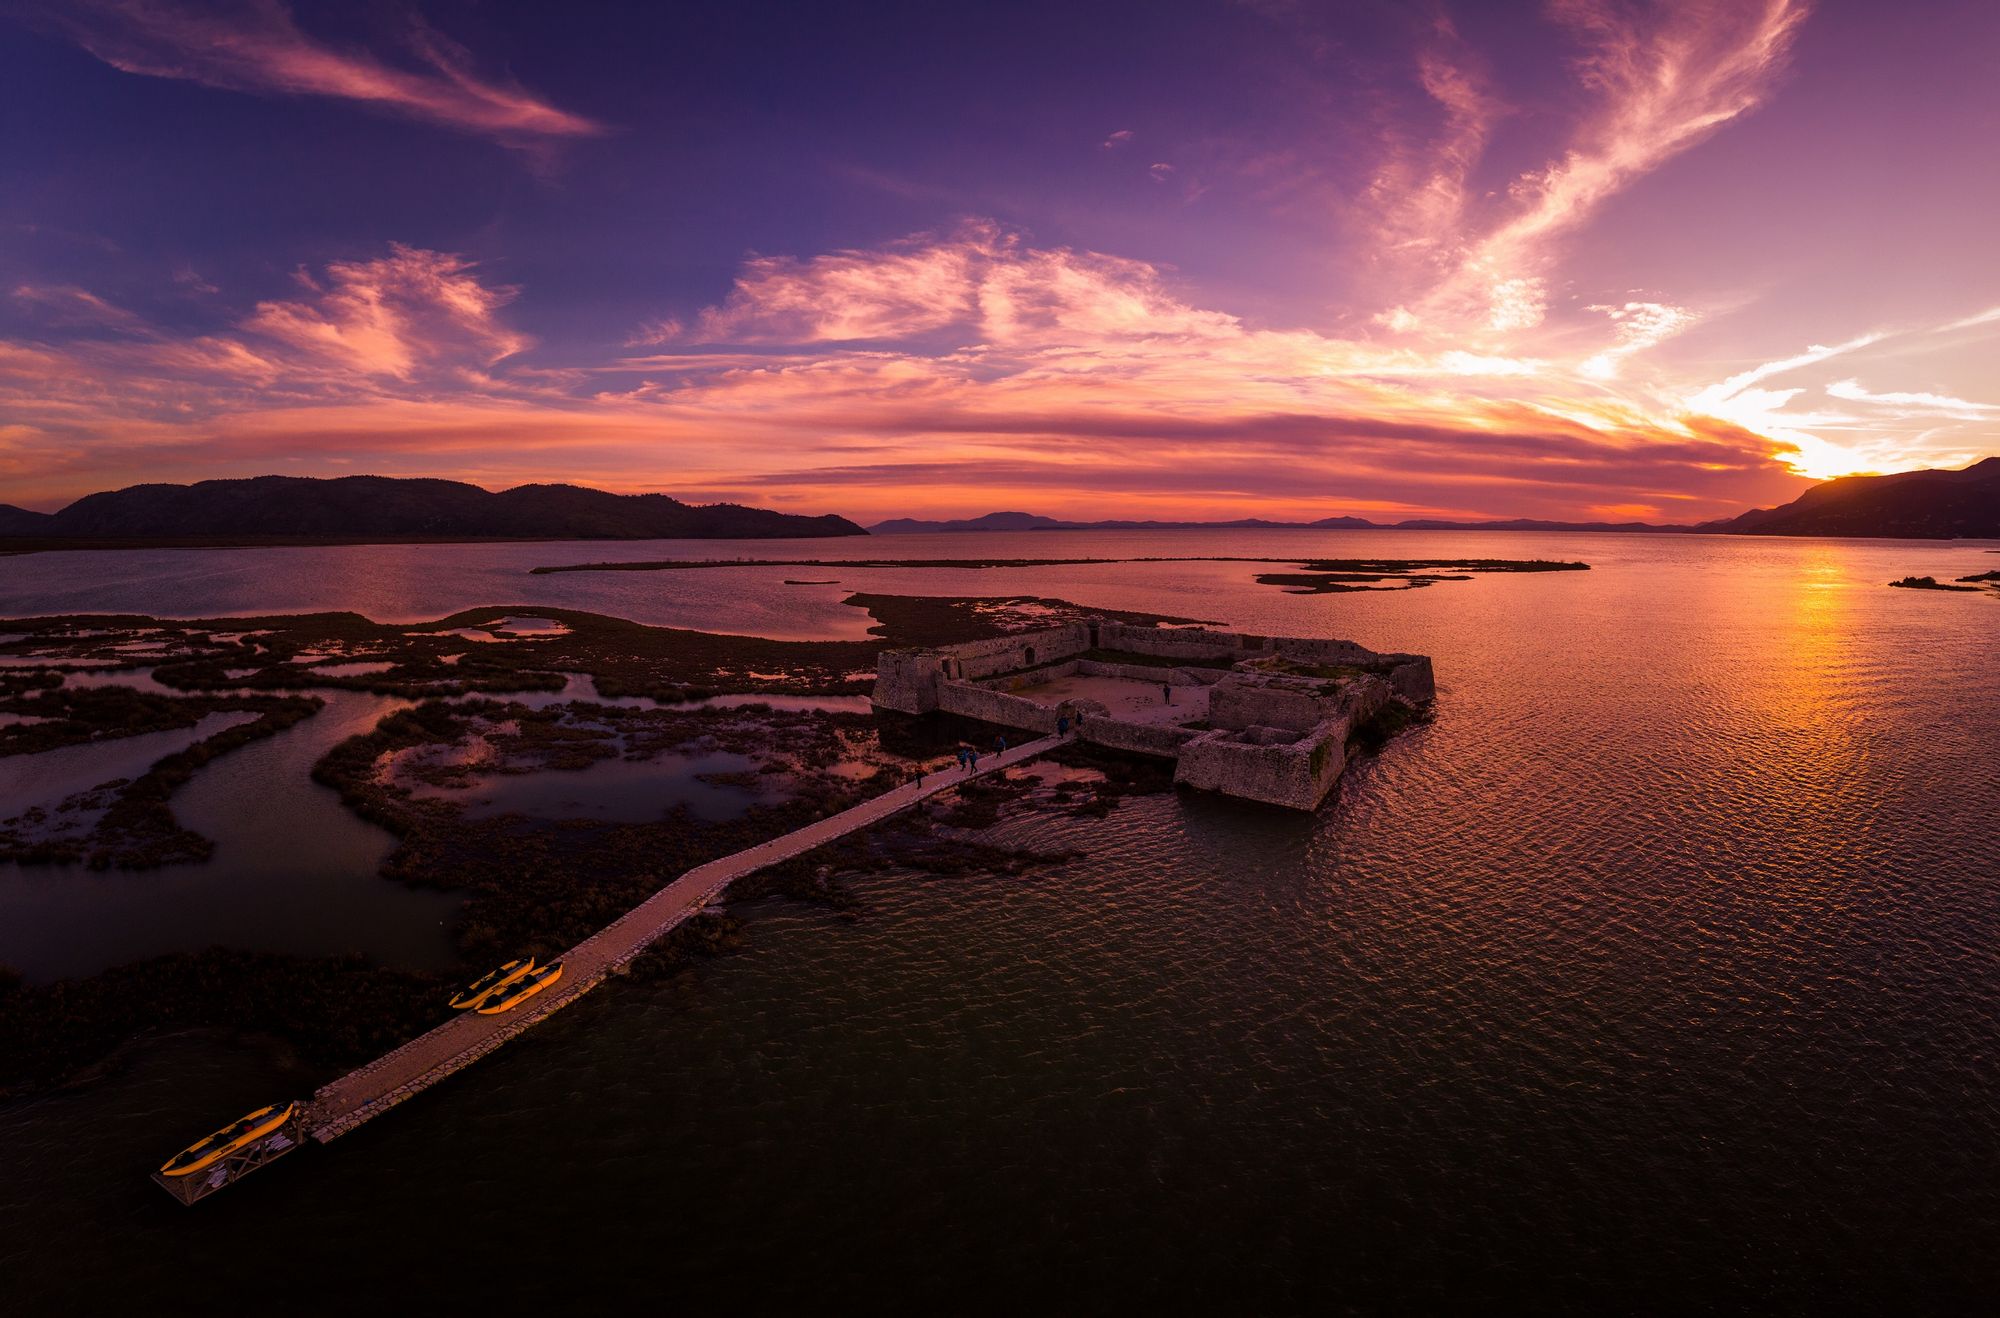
[305,734,1061,1141]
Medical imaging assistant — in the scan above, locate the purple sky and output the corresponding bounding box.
[2,0,1996,522]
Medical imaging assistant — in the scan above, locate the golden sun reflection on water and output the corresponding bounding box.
[1723,547,1879,893]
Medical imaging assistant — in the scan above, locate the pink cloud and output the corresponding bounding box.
[675,225,1238,350]
[0,227,1888,521]
[10,284,151,334]
[36,0,600,145]
[688,230,989,344]
[242,245,529,379]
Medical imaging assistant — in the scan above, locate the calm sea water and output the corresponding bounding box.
[1,530,1997,1314]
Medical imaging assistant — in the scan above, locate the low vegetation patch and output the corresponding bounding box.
[2,684,244,757]
[1889,575,1983,593]
[1259,557,1586,594]
[310,697,913,964]
[1,694,321,868]
[1042,739,1178,817]
[845,593,1212,643]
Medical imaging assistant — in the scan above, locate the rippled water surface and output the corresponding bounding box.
[1,530,1997,1314]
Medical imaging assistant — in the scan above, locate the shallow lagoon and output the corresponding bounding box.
[2,529,1998,1312]
[441,747,774,824]
[0,692,459,982]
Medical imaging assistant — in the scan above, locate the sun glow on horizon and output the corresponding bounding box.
[1779,437,1884,483]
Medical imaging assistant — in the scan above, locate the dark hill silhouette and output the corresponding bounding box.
[1699,457,2000,539]
[871,512,1684,534]
[4,476,865,543]
[873,459,1998,539]
[0,503,53,535]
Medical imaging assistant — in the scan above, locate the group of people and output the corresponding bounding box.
[911,709,1091,790]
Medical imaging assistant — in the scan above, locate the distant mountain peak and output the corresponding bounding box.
[870,467,1997,539]
[868,510,1692,534]
[1701,456,2000,539]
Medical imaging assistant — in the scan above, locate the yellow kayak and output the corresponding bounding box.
[450,956,537,1010]
[475,960,563,1015]
[159,1101,296,1177]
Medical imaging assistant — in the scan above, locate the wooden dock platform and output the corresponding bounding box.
[151,1113,308,1206]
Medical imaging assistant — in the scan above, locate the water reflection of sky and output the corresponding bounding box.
[0,692,457,982]
[437,749,776,824]
[3,530,1995,645]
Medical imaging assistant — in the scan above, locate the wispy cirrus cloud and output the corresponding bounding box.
[31,0,600,146]
[1580,301,1697,378]
[11,283,152,334]
[1381,0,1811,335]
[1824,380,1999,419]
[1359,18,1501,279]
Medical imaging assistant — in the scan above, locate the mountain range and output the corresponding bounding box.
[2,458,1993,547]
[872,458,2000,539]
[0,475,866,543]
[871,511,1682,534]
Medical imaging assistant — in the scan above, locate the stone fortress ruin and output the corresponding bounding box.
[873,620,1435,810]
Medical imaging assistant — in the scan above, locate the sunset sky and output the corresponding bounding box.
[3,0,1996,523]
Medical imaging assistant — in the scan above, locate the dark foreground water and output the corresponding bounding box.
[1,531,1996,1314]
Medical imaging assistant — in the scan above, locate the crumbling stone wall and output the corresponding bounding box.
[873,648,947,713]
[1174,674,1396,809]
[1077,718,1198,758]
[1095,622,1248,661]
[948,624,1092,680]
[971,658,1082,692]
[872,623,1092,712]
[1207,673,1350,733]
[936,682,1060,733]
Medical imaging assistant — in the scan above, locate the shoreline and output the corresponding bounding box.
[0,592,1202,1101]
[9,529,2000,559]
